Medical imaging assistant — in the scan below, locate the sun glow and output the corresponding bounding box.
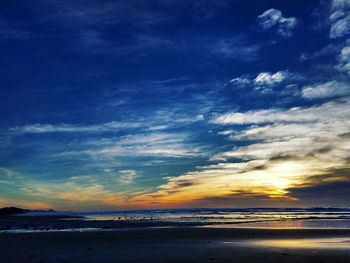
[131,158,342,207]
[259,161,308,189]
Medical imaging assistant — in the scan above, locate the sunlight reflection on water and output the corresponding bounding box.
[249,238,350,249]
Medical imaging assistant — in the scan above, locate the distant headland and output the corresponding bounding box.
[0,207,55,216]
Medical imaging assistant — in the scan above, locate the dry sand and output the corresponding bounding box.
[1,227,350,263]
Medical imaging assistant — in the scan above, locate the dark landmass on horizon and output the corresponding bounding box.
[0,207,56,216]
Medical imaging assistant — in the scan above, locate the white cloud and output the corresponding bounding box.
[302,81,349,99]
[213,99,350,125]
[8,110,205,136]
[229,77,251,85]
[214,127,349,161]
[213,99,350,162]
[118,170,137,184]
[211,102,350,177]
[329,0,350,38]
[61,132,205,158]
[217,130,236,136]
[229,71,289,90]
[9,122,142,134]
[255,71,287,85]
[338,45,350,74]
[232,122,346,142]
[97,143,201,158]
[257,8,297,37]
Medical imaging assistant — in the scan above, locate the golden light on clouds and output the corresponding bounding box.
[0,100,349,210]
[129,159,333,207]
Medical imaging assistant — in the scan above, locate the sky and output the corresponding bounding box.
[0,0,349,211]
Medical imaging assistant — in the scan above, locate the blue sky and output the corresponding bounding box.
[0,0,349,210]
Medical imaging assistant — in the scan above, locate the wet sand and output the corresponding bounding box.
[1,227,350,263]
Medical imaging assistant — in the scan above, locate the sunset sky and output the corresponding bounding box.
[0,0,349,210]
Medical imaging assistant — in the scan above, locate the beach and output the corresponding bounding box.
[1,227,350,263]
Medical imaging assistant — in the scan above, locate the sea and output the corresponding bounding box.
[61,208,350,229]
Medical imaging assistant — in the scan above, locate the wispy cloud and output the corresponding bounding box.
[8,107,205,136]
[329,0,350,38]
[338,44,350,75]
[31,183,125,210]
[212,99,349,125]
[118,170,138,184]
[1,171,127,210]
[0,23,31,40]
[210,37,260,61]
[302,80,349,99]
[88,132,205,158]
[9,122,143,134]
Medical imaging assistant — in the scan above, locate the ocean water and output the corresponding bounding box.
[78,208,350,229]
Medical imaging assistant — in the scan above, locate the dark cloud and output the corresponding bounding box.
[176,181,194,188]
[190,191,294,208]
[289,181,350,206]
[286,168,350,206]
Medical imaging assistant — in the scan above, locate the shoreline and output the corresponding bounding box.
[3,225,350,237]
[2,214,350,232]
[2,225,350,235]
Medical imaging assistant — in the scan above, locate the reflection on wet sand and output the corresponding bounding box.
[235,220,337,229]
[225,237,350,249]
